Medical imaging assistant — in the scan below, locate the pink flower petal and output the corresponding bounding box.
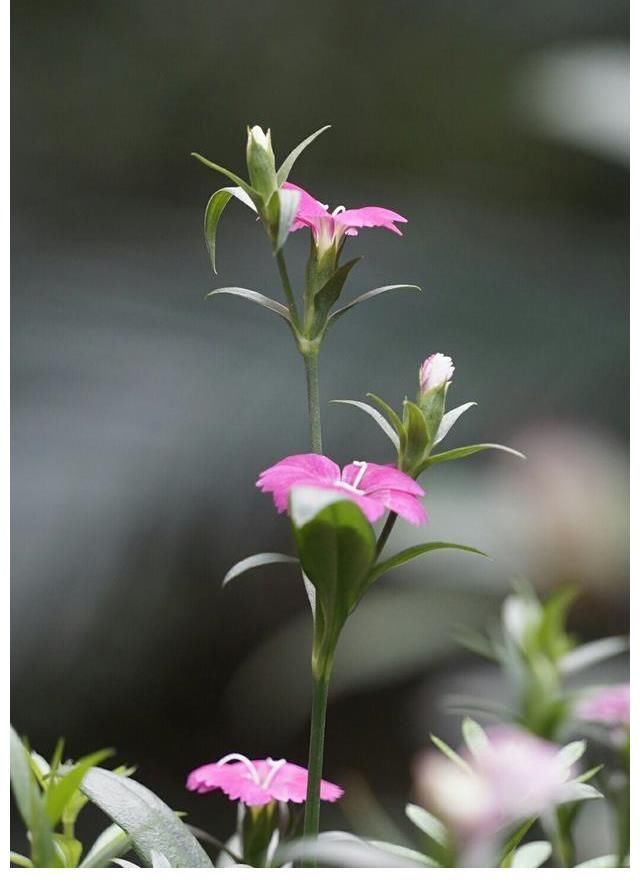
[334,207,407,236]
[257,454,341,512]
[342,462,425,497]
[366,488,428,525]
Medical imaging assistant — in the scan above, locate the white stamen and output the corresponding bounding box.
[335,460,369,495]
[216,753,261,785]
[262,757,287,789]
[332,205,346,216]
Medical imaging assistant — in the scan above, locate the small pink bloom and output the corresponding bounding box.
[282,182,407,249]
[186,754,343,806]
[257,453,427,525]
[576,684,630,727]
[419,353,454,395]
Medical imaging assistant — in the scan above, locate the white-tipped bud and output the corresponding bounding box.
[419,353,454,396]
[246,125,277,198]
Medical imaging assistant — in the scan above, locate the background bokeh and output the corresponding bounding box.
[11,0,628,853]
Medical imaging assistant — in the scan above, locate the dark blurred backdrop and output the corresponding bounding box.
[11,0,628,854]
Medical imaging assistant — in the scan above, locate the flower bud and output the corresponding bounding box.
[419,353,454,396]
[246,125,277,200]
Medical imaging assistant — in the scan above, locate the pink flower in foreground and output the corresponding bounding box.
[283,182,407,250]
[415,725,596,838]
[419,353,454,395]
[187,754,343,806]
[257,454,427,525]
[576,684,630,727]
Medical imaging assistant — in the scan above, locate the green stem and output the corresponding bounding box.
[303,352,323,454]
[276,250,301,328]
[375,513,397,557]
[302,673,330,866]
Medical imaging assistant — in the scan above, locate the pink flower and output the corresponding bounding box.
[283,182,407,250]
[576,684,630,727]
[257,453,427,525]
[415,725,597,839]
[186,753,343,806]
[419,353,454,395]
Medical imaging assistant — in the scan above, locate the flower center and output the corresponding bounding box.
[216,753,287,789]
[336,460,368,495]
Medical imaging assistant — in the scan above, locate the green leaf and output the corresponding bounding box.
[368,840,438,867]
[366,393,406,441]
[308,257,361,336]
[81,823,132,868]
[559,636,628,675]
[499,818,537,866]
[276,125,331,186]
[434,402,477,446]
[222,552,299,587]
[461,718,490,760]
[53,834,83,868]
[429,734,472,773]
[190,152,254,194]
[535,585,578,661]
[330,399,400,451]
[575,764,603,784]
[274,186,301,252]
[423,443,526,469]
[368,541,487,585]
[328,284,421,324]
[10,729,58,867]
[80,767,213,868]
[404,804,447,847]
[576,855,625,867]
[289,488,376,668]
[10,852,33,868]
[511,841,552,868]
[204,187,256,274]
[205,287,291,323]
[45,748,113,827]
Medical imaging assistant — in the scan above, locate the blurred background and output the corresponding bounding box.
[11,0,628,853]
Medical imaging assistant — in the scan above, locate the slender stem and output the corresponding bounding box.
[276,250,301,328]
[303,352,323,454]
[302,673,330,866]
[375,513,397,557]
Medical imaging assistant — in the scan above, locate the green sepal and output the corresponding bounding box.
[306,257,361,338]
[289,488,376,678]
[417,382,448,444]
[269,186,301,253]
[52,834,83,868]
[400,400,430,472]
[368,541,486,585]
[246,126,278,201]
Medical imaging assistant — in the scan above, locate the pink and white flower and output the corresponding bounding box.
[187,753,343,806]
[419,353,454,395]
[576,683,630,727]
[257,453,427,525]
[415,725,599,839]
[282,182,407,250]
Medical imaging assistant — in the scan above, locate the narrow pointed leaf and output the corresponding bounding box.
[274,187,300,252]
[369,542,487,584]
[113,859,140,868]
[366,393,406,439]
[328,284,421,323]
[405,804,447,847]
[368,840,439,867]
[10,726,34,828]
[222,552,299,587]
[81,823,131,868]
[424,443,526,468]
[556,740,586,770]
[10,852,33,868]
[511,841,552,868]
[434,402,477,445]
[309,257,361,335]
[461,718,490,760]
[576,855,624,867]
[499,818,537,866]
[204,187,256,274]
[331,399,400,450]
[276,125,331,186]
[45,749,113,826]
[559,636,628,675]
[206,287,291,322]
[151,850,172,867]
[81,768,212,867]
[191,153,254,194]
[429,734,472,772]
[575,764,603,784]
[560,782,603,802]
